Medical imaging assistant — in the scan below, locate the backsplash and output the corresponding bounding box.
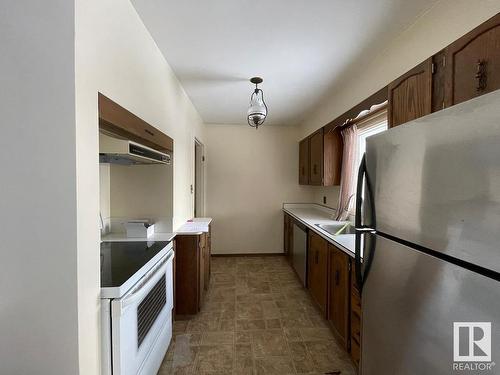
[99,163,174,236]
[312,185,340,209]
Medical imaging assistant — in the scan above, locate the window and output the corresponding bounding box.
[343,110,387,215]
[355,110,388,177]
[337,106,387,219]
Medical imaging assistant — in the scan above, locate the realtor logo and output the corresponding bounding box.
[454,322,492,362]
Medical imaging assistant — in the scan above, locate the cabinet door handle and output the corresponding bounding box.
[315,250,319,264]
[335,270,340,286]
[313,164,317,174]
[144,129,155,136]
[475,59,487,92]
[301,166,305,176]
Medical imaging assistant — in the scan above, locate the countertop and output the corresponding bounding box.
[175,217,213,235]
[283,203,357,258]
[101,217,213,242]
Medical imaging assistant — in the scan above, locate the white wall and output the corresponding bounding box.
[301,0,500,206]
[99,164,111,232]
[0,1,79,374]
[109,164,174,233]
[75,0,206,373]
[205,125,314,254]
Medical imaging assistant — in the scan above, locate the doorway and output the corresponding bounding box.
[194,138,205,217]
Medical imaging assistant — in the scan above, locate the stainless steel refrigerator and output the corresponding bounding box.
[355,90,500,374]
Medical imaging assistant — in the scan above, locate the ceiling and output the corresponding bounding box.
[132,0,438,126]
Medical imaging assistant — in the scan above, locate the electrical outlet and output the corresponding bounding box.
[323,196,327,204]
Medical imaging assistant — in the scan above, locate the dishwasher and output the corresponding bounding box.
[292,221,308,286]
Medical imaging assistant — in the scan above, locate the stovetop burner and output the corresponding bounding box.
[100,241,170,288]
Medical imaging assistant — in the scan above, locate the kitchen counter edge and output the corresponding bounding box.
[282,207,356,258]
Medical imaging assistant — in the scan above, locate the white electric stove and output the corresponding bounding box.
[100,240,174,375]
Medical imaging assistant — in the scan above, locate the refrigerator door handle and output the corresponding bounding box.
[354,154,365,230]
[355,153,377,292]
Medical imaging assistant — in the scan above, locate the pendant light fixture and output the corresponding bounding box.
[247,77,267,128]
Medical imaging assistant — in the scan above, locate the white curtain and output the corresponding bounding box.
[335,124,358,221]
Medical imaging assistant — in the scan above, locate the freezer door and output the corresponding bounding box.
[365,90,500,274]
[362,235,500,375]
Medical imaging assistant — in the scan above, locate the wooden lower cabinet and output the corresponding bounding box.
[302,229,362,369]
[308,231,328,315]
[350,261,362,369]
[174,228,211,316]
[284,213,293,263]
[204,227,211,291]
[350,337,361,369]
[198,233,206,305]
[328,244,350,350]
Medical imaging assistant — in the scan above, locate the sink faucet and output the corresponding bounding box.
[333,193,356,220]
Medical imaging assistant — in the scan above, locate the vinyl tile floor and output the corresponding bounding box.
[158,256,356,375]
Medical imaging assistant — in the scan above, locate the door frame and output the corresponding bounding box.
[194,138,205,217]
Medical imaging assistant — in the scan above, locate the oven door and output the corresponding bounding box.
[111,249,173,375]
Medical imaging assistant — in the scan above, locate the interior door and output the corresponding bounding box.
[362,235,500,375]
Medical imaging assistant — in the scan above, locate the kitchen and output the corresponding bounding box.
[2,1,500,375]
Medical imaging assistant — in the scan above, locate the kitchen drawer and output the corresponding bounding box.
[351,290,361,318]
[351,261,361,295]
[351,338,361,368]
[351,310,361,345]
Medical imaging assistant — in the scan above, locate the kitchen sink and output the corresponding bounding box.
[315,223,356,236]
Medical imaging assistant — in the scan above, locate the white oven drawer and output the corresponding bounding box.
[111,249,173,375]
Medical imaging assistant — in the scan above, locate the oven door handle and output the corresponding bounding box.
[115,250,173,315]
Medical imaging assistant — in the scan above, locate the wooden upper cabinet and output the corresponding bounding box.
[299,138,310,185]
[323,126,343,186]
[304,127,343,186]
[309,129,324,185]
[98,93,173,152]
[388,58,433,128]
[328,244,350,350]
[308,231,328,316]
[444,13,500,108]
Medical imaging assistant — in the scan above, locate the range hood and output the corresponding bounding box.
[99,132,171,165]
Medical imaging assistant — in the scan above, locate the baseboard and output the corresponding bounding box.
[211,253,285,257]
